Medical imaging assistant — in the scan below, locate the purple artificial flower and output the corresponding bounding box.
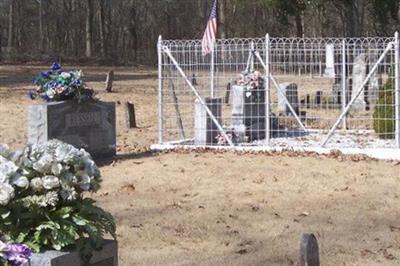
[27,91,36,100]
[51,62,62,72]
[5,243,32,266]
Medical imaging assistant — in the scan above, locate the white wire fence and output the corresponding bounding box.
[157,34,400,150]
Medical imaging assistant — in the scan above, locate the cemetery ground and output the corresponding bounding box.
[1,65,400,266]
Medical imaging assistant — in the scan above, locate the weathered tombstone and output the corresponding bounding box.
[194,97,222,145]
[28,101,116,159]
[315,91,323,106]
[306,94,311,109]
[367,73,382,108]
[28,240,117,266]
[105,70,114,92]
[231,81,272,142]
[351,54,367,111]
[300,233,320,266]
[125,101,136,128]
[324,43,335,78]
[278,83,299,115]
[225,82,231,104]
[231,85,246,142]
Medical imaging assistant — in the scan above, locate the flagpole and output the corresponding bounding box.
[210,41,215,97]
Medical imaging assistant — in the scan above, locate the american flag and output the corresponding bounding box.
[201,0,218,56]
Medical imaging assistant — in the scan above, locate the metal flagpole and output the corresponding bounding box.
[157,35,163,144]
[395,31,400,148]
[210,41,215,97]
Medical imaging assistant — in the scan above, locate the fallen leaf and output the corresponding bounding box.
[235,249,247,255]
[390,225,400,232]
[299,211,310,217]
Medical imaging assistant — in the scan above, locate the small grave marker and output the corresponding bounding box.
[300,233,320,266]
[125,101,137,128]
[105,70,114,92]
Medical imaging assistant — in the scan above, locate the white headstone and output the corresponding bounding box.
[324,44,335,78]
[367,73,382,106]
[231,85,246,141]
[194,97,222,145]
[351,54,367,111]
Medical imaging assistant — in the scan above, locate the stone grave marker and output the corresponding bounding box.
[194,97,222,145]
[278,82,299,115]
[28,240,117,266]
[351,53,367,111]
[324,43,335,78]
[367,73,382,108]
[300,233,319,266]
[315,91,323,106]
[28,101,116,159]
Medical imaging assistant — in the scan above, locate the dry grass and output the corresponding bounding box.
[1,65,399,266]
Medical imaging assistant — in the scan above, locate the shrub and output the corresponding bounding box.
[372,70,395,139]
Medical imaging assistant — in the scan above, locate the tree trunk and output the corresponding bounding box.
[295,13,303,37]
[38,0,44,51]
[99,0,106,58]
[219,0,226,38]
[7,0,14,50]
[85,0,93,58]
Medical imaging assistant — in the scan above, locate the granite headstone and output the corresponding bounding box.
[278,82,299,115]
[28,100,116,159]
[26,240,117,266]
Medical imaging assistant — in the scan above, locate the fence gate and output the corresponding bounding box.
[156,34,400,155]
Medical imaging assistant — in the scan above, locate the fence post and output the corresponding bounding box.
[157,35,163,144]
[395,32,400,148]
[265,34,271,145]
[341,39,347,129]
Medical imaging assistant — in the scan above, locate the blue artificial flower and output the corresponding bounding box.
[45,80,58,89]
[40,71,52,79]
[51,62,62,72]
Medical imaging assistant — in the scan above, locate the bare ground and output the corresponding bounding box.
[1,65,399,266]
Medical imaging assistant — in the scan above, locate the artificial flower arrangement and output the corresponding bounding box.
[28,63,94,102]
[0,140,116,265]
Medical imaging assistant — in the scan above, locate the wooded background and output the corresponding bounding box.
[0,0,399,65]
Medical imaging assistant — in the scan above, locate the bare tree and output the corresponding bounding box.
[85,0,93,58]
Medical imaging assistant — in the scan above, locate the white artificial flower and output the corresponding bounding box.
[0,183,15,206]
[33,154,54,173]
[30,177,44,192]
[60,172,77,185]
[0,156,19,183]
[60,187,78,201]
[11,175,29,189]
[78,174,91,191]
[0,239,7,260]
[60,72,71,79]
[51,163,63,175]
[46,89,55,99]
[45,191,59,207]
[0,144,10,158]
[42,175,60,190]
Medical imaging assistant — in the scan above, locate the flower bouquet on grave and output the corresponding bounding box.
[0,140,116,265]
[28,63,95,102]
